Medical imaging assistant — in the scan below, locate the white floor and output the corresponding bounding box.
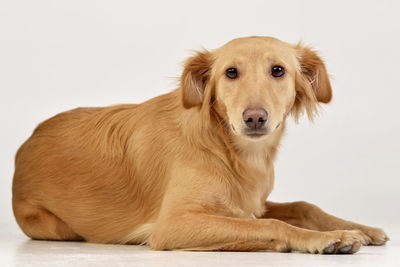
[1,223,399,267]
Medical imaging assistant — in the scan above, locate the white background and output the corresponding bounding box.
[1,0,399,240]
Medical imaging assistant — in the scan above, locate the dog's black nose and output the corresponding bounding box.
[242,108,268,129]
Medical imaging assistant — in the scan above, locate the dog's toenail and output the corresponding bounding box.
[338,245,352,254]
[323,244,335,254]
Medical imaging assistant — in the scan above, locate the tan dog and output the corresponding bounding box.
[12,36,389,254]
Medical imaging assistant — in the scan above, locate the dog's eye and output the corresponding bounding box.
[271,66,285,78]
[225,68,238,79]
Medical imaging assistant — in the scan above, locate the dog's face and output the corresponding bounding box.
[212,37,298,139]
[181,36,332,141]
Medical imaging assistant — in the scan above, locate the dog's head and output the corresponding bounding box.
[181,36,332,140]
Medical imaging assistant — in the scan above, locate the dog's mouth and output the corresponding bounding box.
[245,132,268,138]
[246,132,267,138]
[231,124,270,138]
[243,128,269,138]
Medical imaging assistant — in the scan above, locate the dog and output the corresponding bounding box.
[12,36,389,254]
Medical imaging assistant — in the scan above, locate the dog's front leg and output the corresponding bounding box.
[150,212,365,254]
[262,201,389,245]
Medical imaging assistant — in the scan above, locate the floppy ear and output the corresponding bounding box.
[292,44,332,120]
[181,50,213,108]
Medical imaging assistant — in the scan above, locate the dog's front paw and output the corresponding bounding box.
[321,230,362,254]
[357,226,389,245]
[295,230,362,254]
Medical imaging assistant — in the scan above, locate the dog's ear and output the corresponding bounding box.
[181,50,213,108]
[292,44,332,120]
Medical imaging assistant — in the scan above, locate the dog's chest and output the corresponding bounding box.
[231,152,274,218]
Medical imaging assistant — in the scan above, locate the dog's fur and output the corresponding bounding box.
[12,36,388,254]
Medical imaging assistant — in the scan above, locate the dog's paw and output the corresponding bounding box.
[357,226,389,245]
[296,230,362,254]
[321,230,362,254]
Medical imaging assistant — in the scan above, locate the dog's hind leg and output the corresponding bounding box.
[13,200,83,241]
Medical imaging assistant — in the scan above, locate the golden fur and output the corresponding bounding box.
[12,36,388,254]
